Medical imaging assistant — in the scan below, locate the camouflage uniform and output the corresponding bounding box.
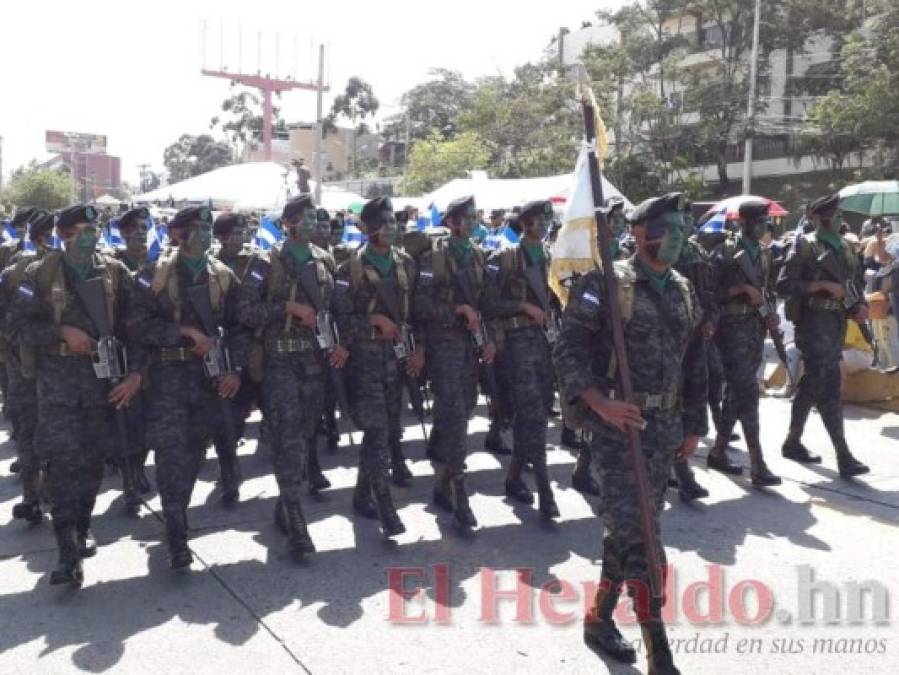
[553,256,702,608]
[0,239,28,426]
[333,243,415,535]
[412,237,487,528]
[1,248,43,521]
[8,250,143,580]
[127,249,244,564]
[482,243,558,516]
[776,229,870,476]
[693,231,729,437]
[708,233,780,483]
[238,242,335,554]
[671,238,714,498]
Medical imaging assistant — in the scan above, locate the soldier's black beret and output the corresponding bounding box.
[213,212,247,236]
[519,199,553,221]
[395,210,410,226]
[11,207,38,228]
[316,208,330,223]
[29,211,56,239]
[56,204,99,230]
[170,206,212,230]
[119,207,150,229]
[808,193,840,216]
[490,209,505,219]
[627,192,687,225]
[281,195,315,222]
[738,199,771,221]
[444,195,476,222]
[360,197,393,225]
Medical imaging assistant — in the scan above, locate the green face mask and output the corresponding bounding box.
[187,224,213,255]
[65,225,98,262]
[645,213,685,265]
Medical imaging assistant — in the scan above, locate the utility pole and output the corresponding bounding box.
[742,0,762,195]
[314,44,325,203]
[137,163,150,193]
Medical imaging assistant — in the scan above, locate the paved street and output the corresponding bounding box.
[1,393,897,675]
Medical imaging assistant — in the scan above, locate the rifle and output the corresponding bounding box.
[577,64,663,599]
[74,277,134,497]
[816,249,880,363]
[296,262,356,442]
[733,249,795,389]
[521,256,559,344]
[186,284,240,475]
[452,264,499,403]
[372,275,429,440]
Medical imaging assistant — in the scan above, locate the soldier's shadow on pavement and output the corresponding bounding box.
[661,484,830,566]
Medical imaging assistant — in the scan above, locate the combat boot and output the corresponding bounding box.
[706,435,743,475]
[571,450,601,496]
[640,619,680,675]
[283,500,316,558]
[390,441,413,487]
[450,475,477,530]
[12,470,44,523]
[584,582,637,663]
[352,469,378,520]
[307,442,331,494]
[673,459,709,501]
[504,459,534,505]
[748,445,781,487]
[432,466,453,513]
[782,435,822,464]
[535,471,560,519]
[218,454,242,505]
[49,523,83,586]
[484,423,511,456]
[372,483,405,537]
[834,439,870,479]
[165,509,193,570]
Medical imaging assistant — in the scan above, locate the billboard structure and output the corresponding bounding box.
[45,130,108,155]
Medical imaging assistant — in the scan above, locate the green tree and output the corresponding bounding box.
[384,69,475,142]
[210,85,287,157]
[404,131,489,195]
[325,77,380,176]
[1,165,73,210]
[163,134,234,182]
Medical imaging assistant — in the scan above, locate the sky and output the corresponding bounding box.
[0,0,618,186]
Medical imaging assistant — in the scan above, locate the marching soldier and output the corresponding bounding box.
[128,206,244,569]
[483,199,559,518]
[238,195,348,558]
[9,205,145,584]
[413,195,496,531]
[776,193,870,478]
[706,200,781,486]
[1,209,52,522]
[670,202,714,499]
[333,196,422,536]
[554,193,703,675]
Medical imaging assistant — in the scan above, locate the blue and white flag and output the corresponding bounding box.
[101,219,127,250]
[2,223,18,243]
[254,215,283,251]
[429,204,441,230]
[483,225,520,251]
[146,216,169,262]
[341,222,366,249]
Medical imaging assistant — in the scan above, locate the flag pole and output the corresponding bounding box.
[576,64,663,600]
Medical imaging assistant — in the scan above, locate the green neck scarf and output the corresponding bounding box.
[449,235,473,265]
[64,256,93,281]
[816,229,844,252]
[364,247,394,278]
[180,253,207,280]
[637,257,671,294]
[522,241,546,266]
[738,234,762,262]
[286,241,313,266]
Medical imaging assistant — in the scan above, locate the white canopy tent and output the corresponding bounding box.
[131,162,363,214]
[425,173,633,213]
